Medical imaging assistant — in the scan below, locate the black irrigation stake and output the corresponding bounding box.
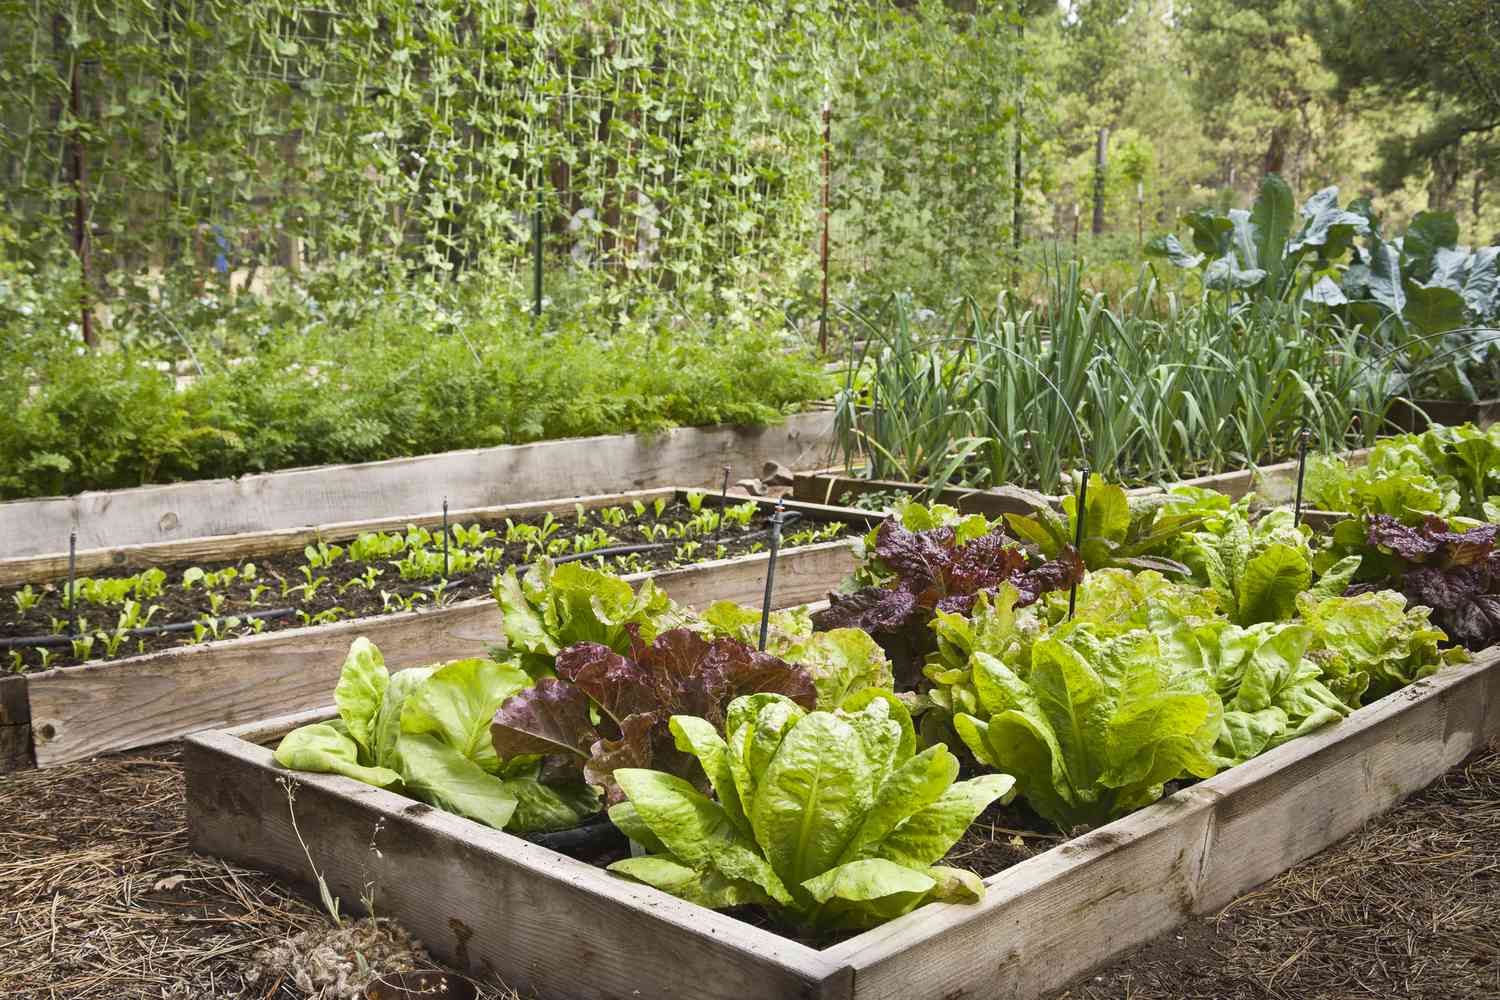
[442,497,450,579]
[1067,466,1089,621]
[66,529,78,634]
[758,503,786,652]
[1293,428,1312,528]
[715,464,731,543]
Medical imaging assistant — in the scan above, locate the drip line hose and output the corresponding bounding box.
[0,606,297,651]
[1,513,810,652]
[395,513,806,595]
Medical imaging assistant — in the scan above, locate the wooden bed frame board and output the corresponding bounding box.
[184,647,1500,1000]
[0,409,838,559]
[0,487,878,589]
[6,489,877,772]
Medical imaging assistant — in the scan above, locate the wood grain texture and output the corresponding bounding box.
[823,649,1500,1000]
[184,732,852,1000]
[184,651,1500,1000]
[18,539,857,770]
[823,791,1217,1000]
[0,410,837,558]
[0,675,32,772]
[1191,648,1500,915]
[793,474,1060,517]
[26,601,503,769]
[0,488,677,587]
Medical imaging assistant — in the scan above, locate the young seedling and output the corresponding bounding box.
[182,567,206,590]
[7,650,24,673]
[11,585,39,618]
[653,497,668,518]
[71,633,96,661]
[686,490,706,512]
[304,541,344,569]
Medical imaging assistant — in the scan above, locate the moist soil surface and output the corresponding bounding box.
[0,499,853,671]
[1,739,1496,998]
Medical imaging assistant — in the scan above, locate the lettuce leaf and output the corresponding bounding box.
[491,627,818,804]
[813,517,1084,684]
[1004,476,1206,576]
[607,692,1013,932]
[275,638,599,833]
[493,558,682,674]
[953,625,1222,830]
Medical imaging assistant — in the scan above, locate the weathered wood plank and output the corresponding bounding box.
[26,600,503,769]
[184,732,852,1000]
[0,410,837,558]
[824,649,1500,1000]
[1191,650,1499,915]
[823,791,1217,1000]
[793,473,1059,517]
[19,539,856,770]
[184,650,1500,1000]
[0,674,31,771]
[0,488,678,587]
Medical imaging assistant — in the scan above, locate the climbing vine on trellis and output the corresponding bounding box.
[0,0,833,335]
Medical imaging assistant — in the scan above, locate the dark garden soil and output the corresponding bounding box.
[2,740,1496,998]
[0,500,852,671]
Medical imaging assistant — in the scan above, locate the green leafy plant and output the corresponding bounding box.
[952,622,1222,830]
[275,638,598,833]
[607,691,1014,932]
[1004,477,1210,575]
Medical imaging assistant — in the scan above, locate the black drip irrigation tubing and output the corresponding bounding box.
[0,514,810,652]
[0,606,297,651]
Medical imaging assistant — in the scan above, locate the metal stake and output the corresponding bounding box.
[759,504,786,652]
[442,497,450,579]
[715,465,731,543]
[1293,428,1311,528]
[1067,467,1089,621]
[66,529,77,621]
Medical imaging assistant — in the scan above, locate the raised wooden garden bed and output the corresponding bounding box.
[185,647,1500,1000]
[0,490,876,773]
[0,409,836,559]
[1389,397,1500,433]
[791,471,1158,517]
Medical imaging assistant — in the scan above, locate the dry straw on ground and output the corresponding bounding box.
[0,747,518,1000]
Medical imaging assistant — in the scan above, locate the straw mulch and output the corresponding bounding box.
[1054,739,1500,1000]
[0,746,516,1000]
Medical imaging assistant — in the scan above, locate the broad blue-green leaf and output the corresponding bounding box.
[1145,234,1204,268]
[274,722,402,788]
[1250,174,1295,293]
[334,638,388,757]
[1403,281,1467,335]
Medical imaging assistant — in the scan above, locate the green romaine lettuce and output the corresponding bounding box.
[607,692,1013,932]
[492,558,682,675]
[952,624,1222,830]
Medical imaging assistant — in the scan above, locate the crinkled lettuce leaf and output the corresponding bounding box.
[953,625,1222,831]
[606,693,1012,933]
